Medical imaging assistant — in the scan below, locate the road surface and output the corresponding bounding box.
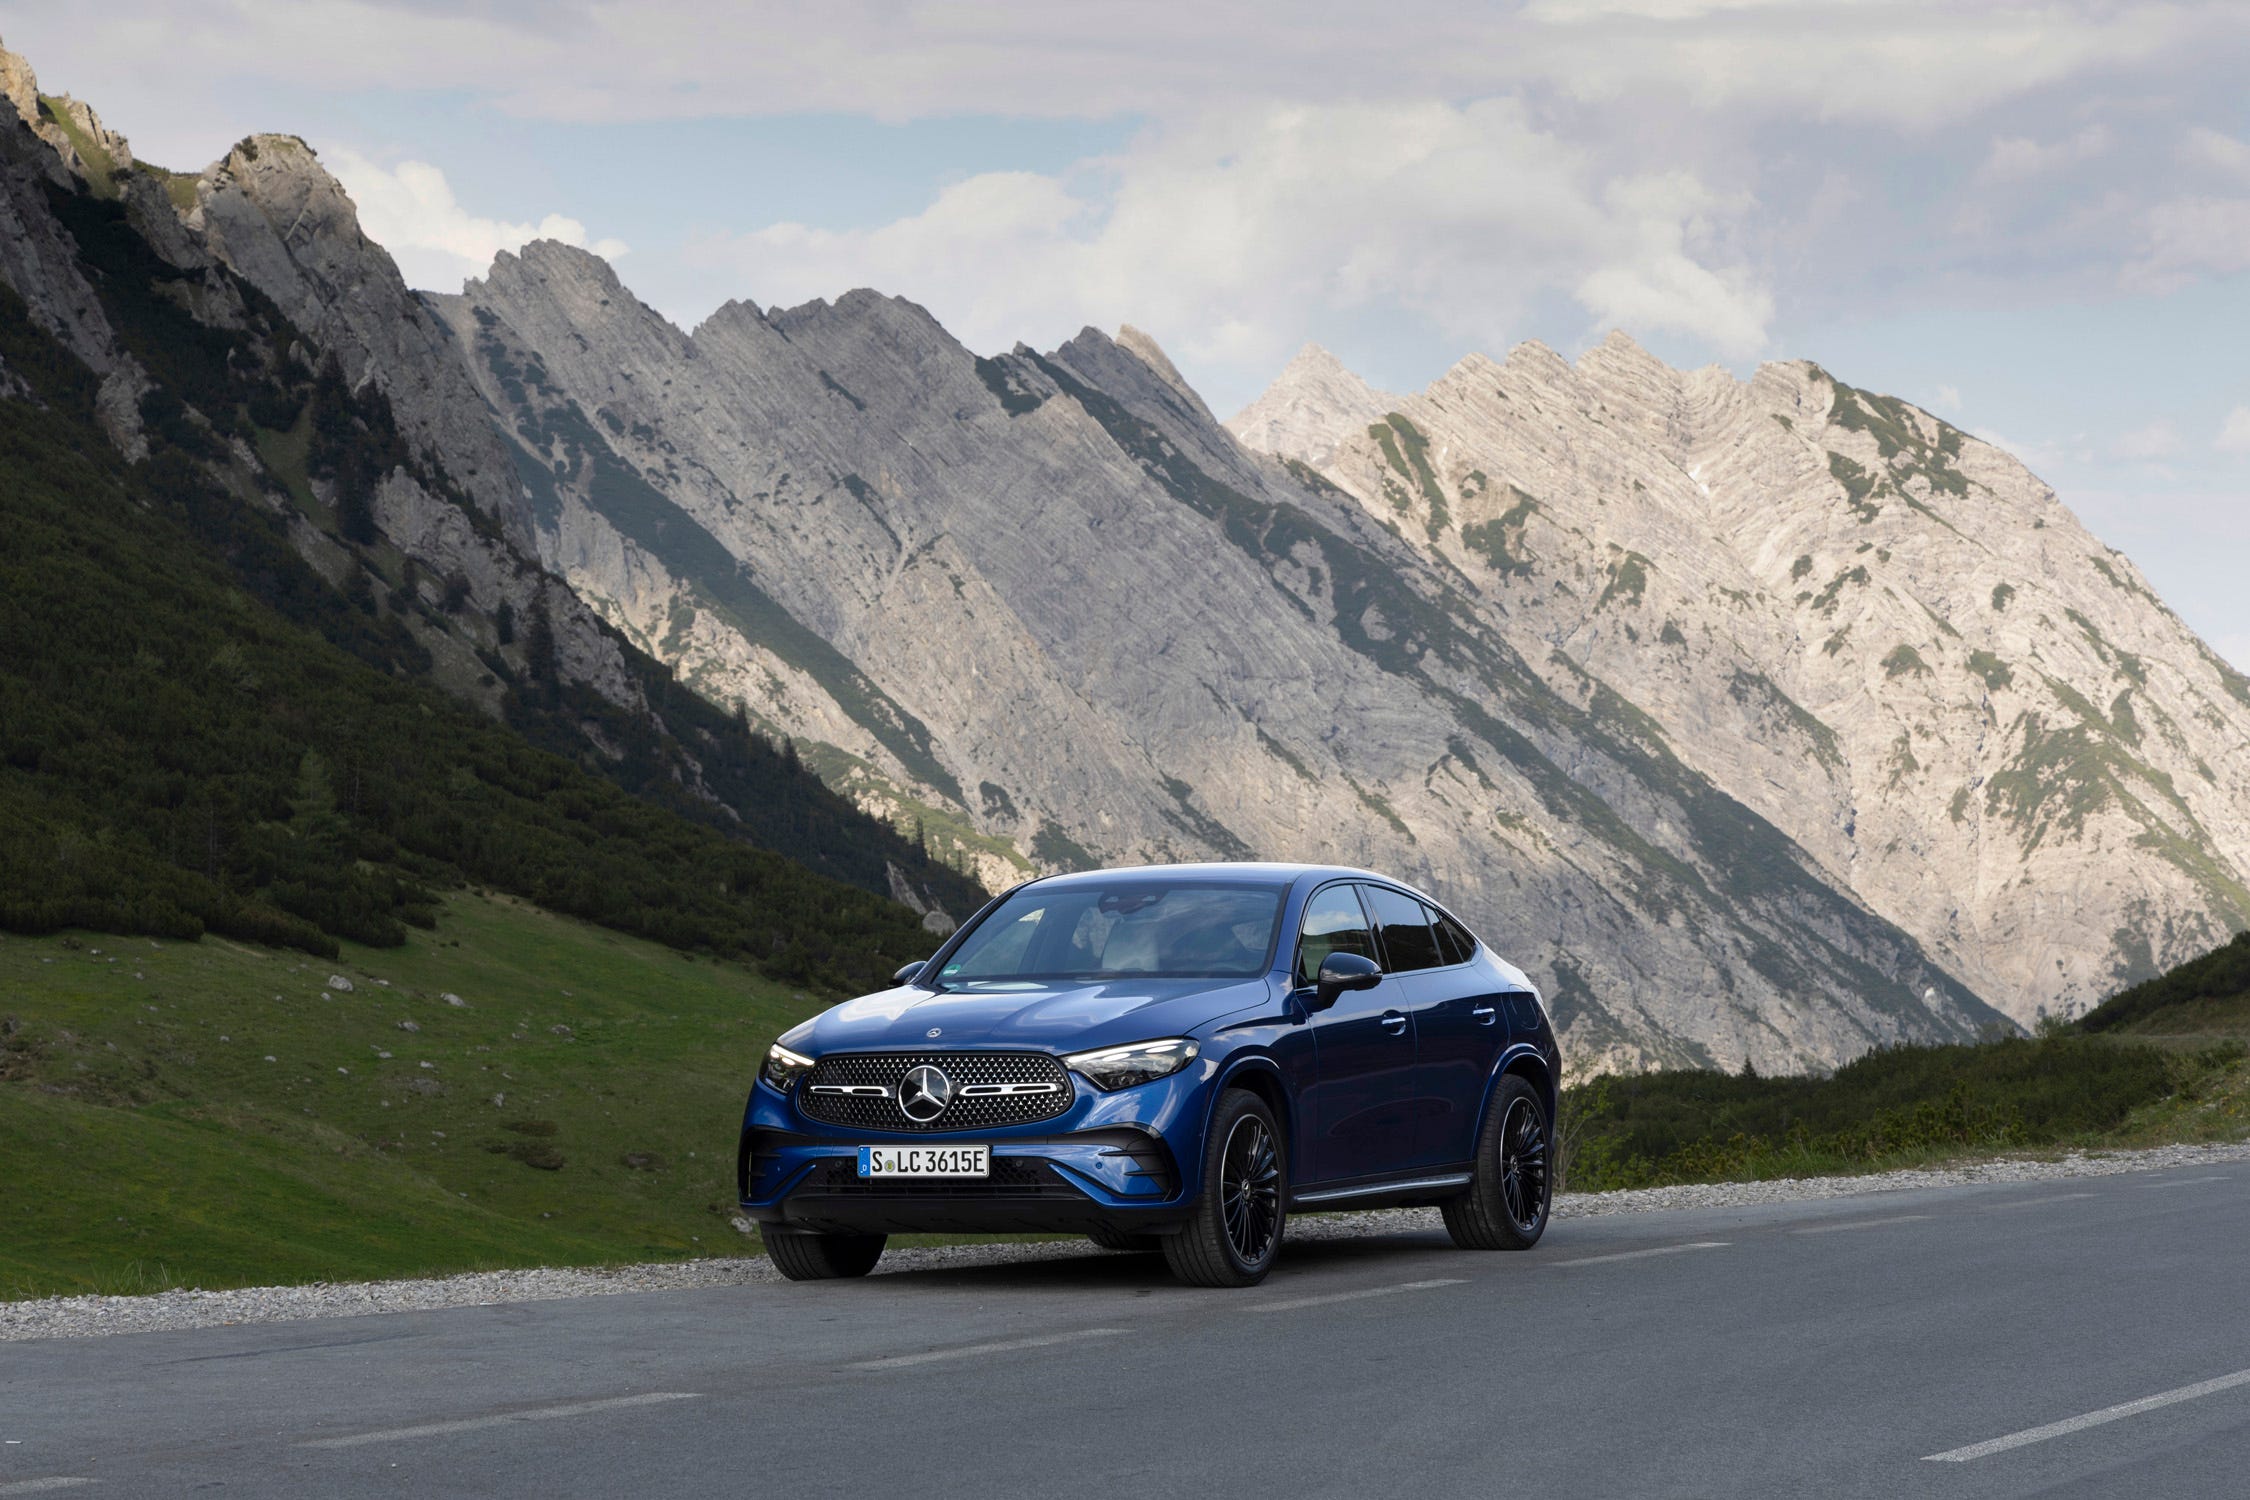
[4,1162,2247,1496]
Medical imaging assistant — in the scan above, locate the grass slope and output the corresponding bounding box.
[0,892,820,1298]
[1561,932,2250,1191]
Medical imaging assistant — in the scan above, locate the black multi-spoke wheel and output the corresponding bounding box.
[1164,1089,1287,1287]
[1220,1113,1282,1263]
[1442,1074,1551,1251]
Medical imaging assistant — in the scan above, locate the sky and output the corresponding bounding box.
[5,0,2247,665]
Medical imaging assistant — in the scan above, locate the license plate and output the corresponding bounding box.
[857,1145,990,1178]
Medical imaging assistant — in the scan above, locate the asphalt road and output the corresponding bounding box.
[5,1163,2249,1498]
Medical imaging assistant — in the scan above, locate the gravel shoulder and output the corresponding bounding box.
[10,1139,2249,1343]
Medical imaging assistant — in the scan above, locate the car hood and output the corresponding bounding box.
[789,977,1273,1055]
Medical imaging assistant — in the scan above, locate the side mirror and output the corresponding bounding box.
[893,959,930,987]
[1308,952,1383,1012]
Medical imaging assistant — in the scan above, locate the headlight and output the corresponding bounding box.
[1063,1037,1199,1092]
[761,1041,815,1092]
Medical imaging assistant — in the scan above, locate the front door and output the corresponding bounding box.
[1295,883,1418,1184]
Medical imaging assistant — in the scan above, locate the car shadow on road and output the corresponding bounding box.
[870,1224,1466,1294]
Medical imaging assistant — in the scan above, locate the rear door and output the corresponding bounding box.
[1366,887,1502,1167]
[1294,882,1419,1184]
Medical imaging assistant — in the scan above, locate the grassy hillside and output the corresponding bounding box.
[0,891,818,1298]
[1560,933,2250,1191]
[2077,931,2250,1037]
[0,276,961,989]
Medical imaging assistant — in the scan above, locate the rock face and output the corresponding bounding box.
[13,31,2225,1065]
[1225,342,1398,467]
[1248,331,2250,1024]
[0,43,150,456]
[186,134,537,553]
[425,241,2005,1074]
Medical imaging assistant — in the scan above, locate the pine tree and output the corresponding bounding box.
[525,600,558,688]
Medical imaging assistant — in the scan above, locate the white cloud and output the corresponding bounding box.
[16,0,2235,133]
[690,100,1773,382]
[1935,384,1962,413]
[2112,419,2181,461]
[2180,126,2250,179]
[1977,126,2111,182]
[325,148,628,291]
[2124,195,2250,291]
[2218,406,2250,455]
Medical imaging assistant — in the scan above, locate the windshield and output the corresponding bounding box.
[936,879,1287,983]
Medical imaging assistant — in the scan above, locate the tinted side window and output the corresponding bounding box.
[1295,885,1376,988]
[1365,885,1442,973]
[1434,911,1477,966]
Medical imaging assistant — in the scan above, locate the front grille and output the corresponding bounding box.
[797,1051,1075,1132]
[796,1156,1077,1198]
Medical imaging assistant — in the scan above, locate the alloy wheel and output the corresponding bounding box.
[1499,1096,1549,1233]
[1220,1113,1282,1264]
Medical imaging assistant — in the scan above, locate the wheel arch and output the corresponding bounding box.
[1486,1044,1558,1136]
[1212,1055,1293,1162]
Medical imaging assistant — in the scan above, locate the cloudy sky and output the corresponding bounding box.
[9,1,2247,663]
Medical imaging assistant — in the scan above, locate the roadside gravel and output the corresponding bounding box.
[8,1139,2248,1342]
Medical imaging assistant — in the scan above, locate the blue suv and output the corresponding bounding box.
[738,863,1560,1286]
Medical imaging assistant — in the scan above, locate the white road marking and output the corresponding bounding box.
[1244,1278,1466,1314]
[848,1328,1127,1371]
[1548,1241,1729,1267]
[2143,1176,2229,1188]
[298,1392,700,1449]
[0,1481,95,1495]
[1924,1366,2250,1462]
[1988,1192,2096,1209]
[1790,1214,1934,1235]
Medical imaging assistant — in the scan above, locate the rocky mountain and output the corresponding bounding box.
[15,34,2230,1071]
[389,240,2002,1075]
[1225,342,1397,467]
[1245,333,2250,1025]
[0,38,981,932]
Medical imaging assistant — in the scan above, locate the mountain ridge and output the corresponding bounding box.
[1249,331,2250,1024]
[0,38,984,964]
[13,33,2237,1072]
[417,234,2003,1073]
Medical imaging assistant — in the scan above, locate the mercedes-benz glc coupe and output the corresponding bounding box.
[738,863,1560,1287]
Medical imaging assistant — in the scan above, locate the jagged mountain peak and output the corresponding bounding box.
[1114,323,1212,417]
[1225,338,1399,466]
[484,236,629,294]
[0,38,137,193]
[1302,325,2250,1026]
[766,286,952,347]
[0,40,36,125]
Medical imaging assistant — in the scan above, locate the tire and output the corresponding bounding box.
[1442,1073,1551,1251]
[764,1228,887,1280]
[1162,1089,1286,1288]
[1086,1226,1161,1253]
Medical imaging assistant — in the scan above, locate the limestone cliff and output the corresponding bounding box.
[1225,342,1397,468]
[1255,331,2250,1024]
[428,242,2002,1074]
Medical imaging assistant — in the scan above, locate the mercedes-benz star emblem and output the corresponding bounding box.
[898,1064,954,1123]
[926,1026,942,1038]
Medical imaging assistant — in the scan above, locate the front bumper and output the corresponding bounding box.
[738,1054,1214,1236]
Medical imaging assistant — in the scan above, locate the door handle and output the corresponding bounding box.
[1472,1004,1498,1025]
[1380,1011,1408,1034]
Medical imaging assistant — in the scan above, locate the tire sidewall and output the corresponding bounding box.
[1484,1075,1550,1240]
[1204,1090,1285,1279]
